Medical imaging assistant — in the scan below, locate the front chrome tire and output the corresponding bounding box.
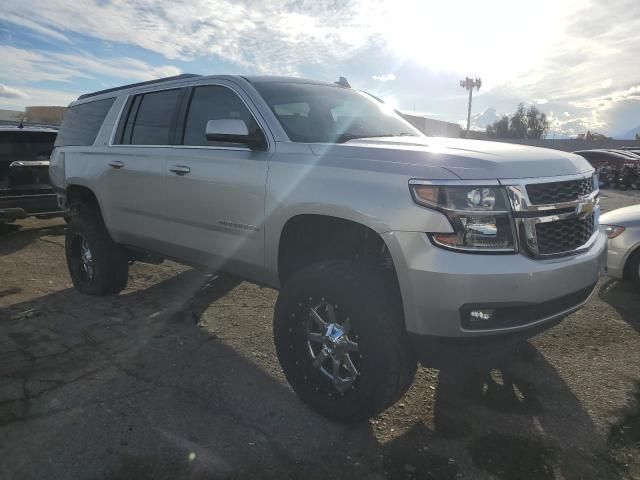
[273,260,416,423]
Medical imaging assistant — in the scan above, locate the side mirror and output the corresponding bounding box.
[205,119,266,150]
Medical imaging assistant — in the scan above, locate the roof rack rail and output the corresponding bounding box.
[77,74,202,100]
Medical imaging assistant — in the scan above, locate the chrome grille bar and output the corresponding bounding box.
[501,172,600,258]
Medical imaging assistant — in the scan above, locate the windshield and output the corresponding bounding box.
[253,82,422,143]
[0,131,57,162]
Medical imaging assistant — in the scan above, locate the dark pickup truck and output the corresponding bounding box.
[0,125,62,223]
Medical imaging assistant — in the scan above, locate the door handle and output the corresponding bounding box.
[169,165,191,175]
[108,160,125,169]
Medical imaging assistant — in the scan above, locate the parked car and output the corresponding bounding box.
[0,125,62,223]
[50,74,606,422]
[601,205,640,284]
[573,149,640,169]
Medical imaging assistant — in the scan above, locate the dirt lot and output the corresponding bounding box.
[1,190,640,480]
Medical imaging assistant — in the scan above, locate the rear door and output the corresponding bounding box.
[163,83,270,279]
[104,88,184,250]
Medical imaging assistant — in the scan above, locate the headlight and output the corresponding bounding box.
[600,224,625,239]
[410,183,516,252]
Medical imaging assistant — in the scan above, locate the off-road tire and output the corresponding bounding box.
[65,204,129,295]
[274,260,417,423]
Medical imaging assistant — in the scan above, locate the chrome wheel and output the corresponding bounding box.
[306,301,360,392]
[76,236,94,283]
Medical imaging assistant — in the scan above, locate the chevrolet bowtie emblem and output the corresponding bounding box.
[577,200,595,215]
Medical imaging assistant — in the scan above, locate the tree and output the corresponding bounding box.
[487,115,509,138]
[485,103,550,139]
[509,103,528,138]
[526,104,549,139]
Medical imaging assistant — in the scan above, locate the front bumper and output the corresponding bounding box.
[383,229,607,340]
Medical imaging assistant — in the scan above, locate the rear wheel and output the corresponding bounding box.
[274,260,416,423]
[65,205,129,295]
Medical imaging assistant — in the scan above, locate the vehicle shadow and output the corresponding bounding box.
[0,270,624,480]
[0,270,378,480]
[424,344,622,479]
[598,278,640,332]
[377,341,623,479]
[0,220,66,256]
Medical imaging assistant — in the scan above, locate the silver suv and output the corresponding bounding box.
[50,74,606,422]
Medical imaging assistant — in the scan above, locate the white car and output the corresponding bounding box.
[601,204,640,284]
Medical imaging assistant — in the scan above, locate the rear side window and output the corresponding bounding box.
[117,89,182,145]
[0,132,57,161]
[55,98,115,147]
[182,85,260,147]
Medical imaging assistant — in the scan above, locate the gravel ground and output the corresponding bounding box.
[1,189,640,480]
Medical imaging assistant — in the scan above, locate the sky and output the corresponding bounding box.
[1,0,639,137]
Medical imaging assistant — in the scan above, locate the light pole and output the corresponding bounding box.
[460,77,482,136]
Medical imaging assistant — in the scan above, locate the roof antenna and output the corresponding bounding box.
[335,76,351,88]
[18,118,24,129]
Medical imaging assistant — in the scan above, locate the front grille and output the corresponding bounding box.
[535,213,595,254]
[526,176,594,204]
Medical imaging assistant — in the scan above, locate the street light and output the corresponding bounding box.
[460,77,482,136]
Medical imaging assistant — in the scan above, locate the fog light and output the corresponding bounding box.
[470,309,495,321]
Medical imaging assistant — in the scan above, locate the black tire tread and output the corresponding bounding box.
[625,248,640,286]
[274,260,416,423]
[65,204,129,295]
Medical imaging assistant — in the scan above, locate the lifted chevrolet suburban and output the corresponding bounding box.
[50,74,606,422]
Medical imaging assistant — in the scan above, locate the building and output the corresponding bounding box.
[0,106,66,126]
[400,113,461,138]
[25,106,66,125]
[0,109,24,124]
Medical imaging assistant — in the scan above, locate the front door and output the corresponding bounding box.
[163,83,270,280]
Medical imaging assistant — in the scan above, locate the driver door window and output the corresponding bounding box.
[182,86,260,148]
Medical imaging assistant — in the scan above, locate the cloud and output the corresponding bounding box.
[0,45,181,85]
[0,85,75,109]
[0,45,182,109]
[372,73,396,82]
[1,0,375,74]
[0,83,29,99]
[2,0,639,135]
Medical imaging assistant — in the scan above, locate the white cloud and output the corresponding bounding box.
[0,45,181,85]
[0,46,182,109]
[372,73,396,82]
[0,85,75,109]
[1,0,375,74]
[0,84,29,99]
[1,0,639,134]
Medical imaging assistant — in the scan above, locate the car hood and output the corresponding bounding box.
[310,136,593,180]
[600,204,640,227]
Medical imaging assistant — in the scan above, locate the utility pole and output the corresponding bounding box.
[460,77,482,136]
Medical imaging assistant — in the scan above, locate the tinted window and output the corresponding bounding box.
[130,89,182,145]
[182,85,260,147]
[55,98,115,146]
[253,82,420,143]
[0,131,57,183]
[0,131,57,160]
